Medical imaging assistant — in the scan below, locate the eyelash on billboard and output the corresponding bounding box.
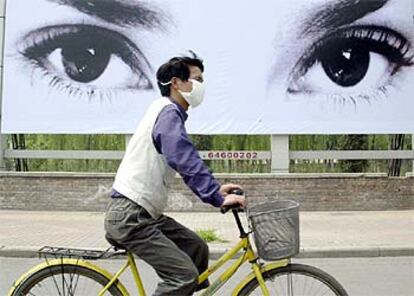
[46,71,116,103]
[18,24,153,101]
[41,68,151,103]
[290,25,413,106]
[327,85,390,107]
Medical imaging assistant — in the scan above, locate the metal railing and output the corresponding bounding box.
[1,135,413,173]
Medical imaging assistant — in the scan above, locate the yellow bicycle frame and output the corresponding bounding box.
[198,237,288,296]
[9,237,289,296]
[98,252,144,296]
[99,236,289,296]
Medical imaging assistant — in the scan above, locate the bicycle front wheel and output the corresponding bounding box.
[237,263,348,296]
[10,264,124,296]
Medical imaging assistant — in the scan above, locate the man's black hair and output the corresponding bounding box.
[156,51,204,97]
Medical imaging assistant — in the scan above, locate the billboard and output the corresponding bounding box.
[1,0,413,134]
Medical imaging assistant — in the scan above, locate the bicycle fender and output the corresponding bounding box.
[7,258,130,296]
[231,259,289,296]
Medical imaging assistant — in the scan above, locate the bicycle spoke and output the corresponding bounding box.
[59,267,80,296]
[61,264,65,295]
[69,271,81,295]
[66,269,78,295]
[68,260,81,296]
[48,265,64,296]
[307,275,317,296]
[286,273,292,296]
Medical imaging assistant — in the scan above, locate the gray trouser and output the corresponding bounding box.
[104,197,209,296]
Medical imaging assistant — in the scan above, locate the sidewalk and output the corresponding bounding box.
[0,210,413,259]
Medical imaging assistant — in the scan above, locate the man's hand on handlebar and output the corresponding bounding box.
[221,193,246,208]
[219,183,243,197]
[219,184,246,212]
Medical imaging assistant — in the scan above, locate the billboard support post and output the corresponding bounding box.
[271,135,289,173]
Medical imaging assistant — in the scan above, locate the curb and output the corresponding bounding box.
[209,246,414,259]
[2,245,413,260]
[295,246,414,258]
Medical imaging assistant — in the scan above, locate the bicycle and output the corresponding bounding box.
[8,199,348,295]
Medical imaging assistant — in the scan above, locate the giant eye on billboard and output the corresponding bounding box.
[1,0,413,134]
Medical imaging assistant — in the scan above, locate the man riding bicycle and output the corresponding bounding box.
[104,52,246,295]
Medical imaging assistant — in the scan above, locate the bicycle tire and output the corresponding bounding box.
[10,263,124,296]
[237,263,348,296]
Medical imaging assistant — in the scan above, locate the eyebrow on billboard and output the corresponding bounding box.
[302,0,389,36]
[47,0,168,29]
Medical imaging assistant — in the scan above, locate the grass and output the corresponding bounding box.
[195,229,227,243]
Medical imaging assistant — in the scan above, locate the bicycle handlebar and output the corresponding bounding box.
[220,188,248,237]
[220,204,244,214]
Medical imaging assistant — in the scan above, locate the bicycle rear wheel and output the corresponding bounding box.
[10,263,124,296]
[237,263,348,296]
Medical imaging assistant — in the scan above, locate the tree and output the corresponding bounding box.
[338,135,369,173]
[388,134,404,177]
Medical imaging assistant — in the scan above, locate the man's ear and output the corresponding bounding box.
[170,77,181,91]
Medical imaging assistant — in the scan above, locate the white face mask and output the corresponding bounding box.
[179,79,205,108]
